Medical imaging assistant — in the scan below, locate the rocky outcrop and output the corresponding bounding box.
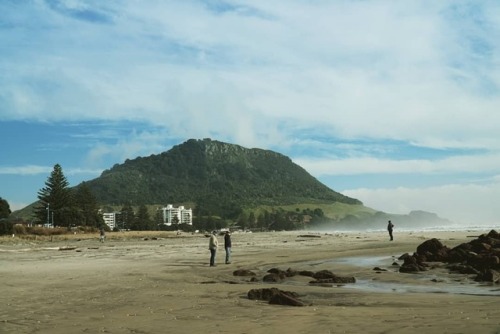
[247,288,308,306]
[400,230,500,283]
[233,269,256,277]
[308,269,356,284]
[416,238,451,262]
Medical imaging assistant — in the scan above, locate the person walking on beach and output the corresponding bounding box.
[208,231,219,267]
[387,220,394,241]
[224,231,232,264]
[99,228,106,243]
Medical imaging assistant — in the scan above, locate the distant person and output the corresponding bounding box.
[224,231,232,264]
[387,220,394,241]
[99,228,106,243]
[208,231,219,267]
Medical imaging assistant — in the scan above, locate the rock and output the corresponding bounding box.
[263,273,285,282]
[248,287,282,301]
[269,292,308,306]
[312,270,336,280]
[398,253,411,260]
[247,288,304,306]
[310,276,356,284]
[416,238,450,261]
[373,267,387,271]
[400,230,500,282]
[399,255,427,273]
[475,269,500,283]
[267,268,285,275]
[233,269,256,276]
[467,254,500,271]
[298,270,315,277]
[447,264,480,275]
[486,230,500,239]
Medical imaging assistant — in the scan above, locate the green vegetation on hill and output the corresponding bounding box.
[86,138,361,218]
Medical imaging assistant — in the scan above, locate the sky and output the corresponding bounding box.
[1,0,500,226]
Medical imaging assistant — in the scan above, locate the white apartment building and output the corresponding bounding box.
[102,212,117,230]
[161,204,193,226]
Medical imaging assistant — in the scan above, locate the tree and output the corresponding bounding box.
[248,211,256,229]
[120,203,135,230]
[171,215,180,231]
[34,164,74,227]
[74,182,102,227]
[0,197,11,219]
[237,212,248,230]
[154,209,165,230]
[0,220,13,235]
[132,204,152,230]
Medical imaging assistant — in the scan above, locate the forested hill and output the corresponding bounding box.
[85,138,361,209]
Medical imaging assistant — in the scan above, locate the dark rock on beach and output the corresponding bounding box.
[312,270,337,279]
[298,270,315,277]
[474,269,500,283]
[309,269,356,284]
[399,255,428,273]
[416,238,451,262]
[263,272,286,282]
[400,230,500,283]
[247,288,308,306]
[233,269,256,276]
[309,277,356,285]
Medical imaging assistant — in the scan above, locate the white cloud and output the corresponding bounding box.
[344,182,500,225]
[2,0,499,152]
[0,165,52,175]
[294,152,500,176]
[0,165,101,176]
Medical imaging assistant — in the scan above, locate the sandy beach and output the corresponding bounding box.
[1,229,499,334]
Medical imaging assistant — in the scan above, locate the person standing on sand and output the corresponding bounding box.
[387,220,394,241]
[99,228,106,243]
[224,231,232,264]
[209,231,219,267]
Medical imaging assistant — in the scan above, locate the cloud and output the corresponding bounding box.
[294,152,500,176]
[0,165,53,175]
[0,165,101,176]
[344,181,500,225]
[2,0,499,152]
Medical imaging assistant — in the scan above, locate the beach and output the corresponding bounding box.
[1,229,499,334]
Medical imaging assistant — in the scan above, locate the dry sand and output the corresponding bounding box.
[1,229,499,334]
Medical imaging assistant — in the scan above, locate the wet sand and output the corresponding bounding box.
[1,230,499,334]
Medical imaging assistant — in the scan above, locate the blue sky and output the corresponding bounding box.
[1,0,500,225]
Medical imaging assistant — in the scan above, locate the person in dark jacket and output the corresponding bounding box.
[387,220,394,241]
[224,231,232,264]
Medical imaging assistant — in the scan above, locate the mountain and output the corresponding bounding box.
[9,138,453,230]
[85,138,361,211]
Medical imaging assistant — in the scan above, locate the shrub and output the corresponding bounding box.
[0,220,14,235]
[13,224,26,235]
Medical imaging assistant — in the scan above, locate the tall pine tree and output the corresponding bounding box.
[0,197,11,219]
[132,204,153,230]
[119,203,135,230]
[74,182,103,228]
[35,164,74,227]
